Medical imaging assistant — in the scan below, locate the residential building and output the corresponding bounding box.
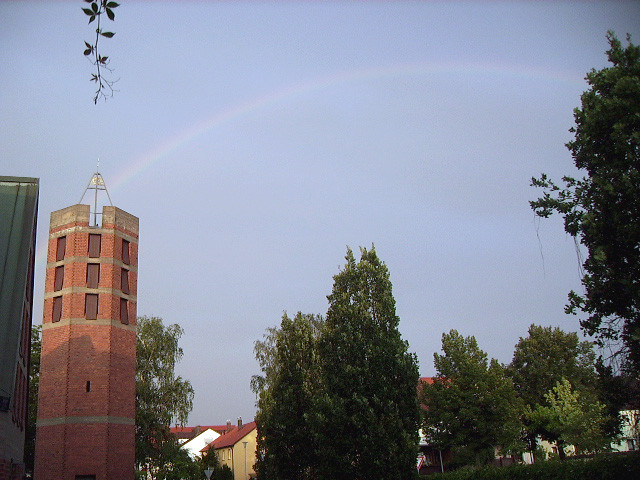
[180,428,221,460]
[612,410,639,452]
[202,418,257,480]
[0,177,39,480]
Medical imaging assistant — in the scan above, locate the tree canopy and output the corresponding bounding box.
[313,247,420,480]
[253,247,420,480]
[531,32,640,373]
[252,312,323,480]
[526,378,610,457]
[421,330,523,466]
[507,324,597,408]
[136,316,195,476]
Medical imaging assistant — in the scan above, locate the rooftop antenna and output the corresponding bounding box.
[79,159,113,226]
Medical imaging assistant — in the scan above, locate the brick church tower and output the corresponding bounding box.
[34,173,138,480]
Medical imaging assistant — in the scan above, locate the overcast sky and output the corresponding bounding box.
[2,1,639,426]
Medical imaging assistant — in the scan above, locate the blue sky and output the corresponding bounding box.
[2,1,639,425]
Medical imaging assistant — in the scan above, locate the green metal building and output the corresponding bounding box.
[0,176,39,480]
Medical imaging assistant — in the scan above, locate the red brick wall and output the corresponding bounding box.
[35,205,138,480]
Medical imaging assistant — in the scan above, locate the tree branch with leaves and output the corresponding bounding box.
[82,0,119,104]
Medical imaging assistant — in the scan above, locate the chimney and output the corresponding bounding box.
[237,417,243,429]
[226,419,231,432]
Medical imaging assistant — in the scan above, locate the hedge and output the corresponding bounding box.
[426,452,639,480]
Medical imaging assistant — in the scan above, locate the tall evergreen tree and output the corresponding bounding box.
[313,247,420,480]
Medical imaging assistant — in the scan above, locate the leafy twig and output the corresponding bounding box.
[82,0,119,104]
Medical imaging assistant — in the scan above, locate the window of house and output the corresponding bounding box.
[228,448,232,460]
[121,268,130,294]
[54,265,64,291]
[52,296,63,323]
[88,234,101,258]
[87,263,100,289]
[85,293,98,320]
[86,381,91,392]
[120,298,129,325]
[122,239,130,264]
[56,236,66,261]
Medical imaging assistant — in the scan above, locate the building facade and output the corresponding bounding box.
[34,203,138,480]
[0,177,39,480]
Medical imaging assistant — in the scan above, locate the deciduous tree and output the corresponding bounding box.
[530,32,640,373]
[252,312,323,480]
[526,378,610,457]
[507,325,597,408]
[506,325,600,455]
[24,324,41,476]
[136,316,195,476]
[422,330,523,466]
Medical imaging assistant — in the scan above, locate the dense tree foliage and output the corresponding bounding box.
[506,325,603,455]
[422,330,523,466]
[136,316,195,476]
[253,247,420,479]
[507,325,597,407]
[313,247,420,480]
[24,324,41,476]
[252,312,323,479]
[530,32,640,373]
[526,378,610,457]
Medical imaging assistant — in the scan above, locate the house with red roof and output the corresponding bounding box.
[201,418,257,480]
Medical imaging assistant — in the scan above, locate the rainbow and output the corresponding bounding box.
[107,60,584,193]
[34,61,583,267]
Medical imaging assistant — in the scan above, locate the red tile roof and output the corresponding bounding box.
[201,421,257,452]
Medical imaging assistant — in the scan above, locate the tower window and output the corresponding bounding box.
[56,236,66,261]
[87,263,100,289]
[121,268,130,294]
[120,298,129,325]
[52,296,63,323]
[85,293,98,320]
[88,234,101,258]
[54,265,64,291]
[122,239,130,265]
[86,381,91,392]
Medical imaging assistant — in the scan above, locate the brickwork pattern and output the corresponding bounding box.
[35,204,138,480]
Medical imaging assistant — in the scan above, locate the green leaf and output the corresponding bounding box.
[106,1,120,8]
[82,8,93,16]
[106,8,115,20]
[84,41,92,49]
[88,15,96,24]
[84,48,92,56]
[101,31,115,38]
[91,2,99,13]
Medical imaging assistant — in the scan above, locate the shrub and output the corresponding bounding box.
[427,452,639,480]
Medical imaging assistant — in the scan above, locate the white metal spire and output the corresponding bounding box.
[79,160,113,226]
